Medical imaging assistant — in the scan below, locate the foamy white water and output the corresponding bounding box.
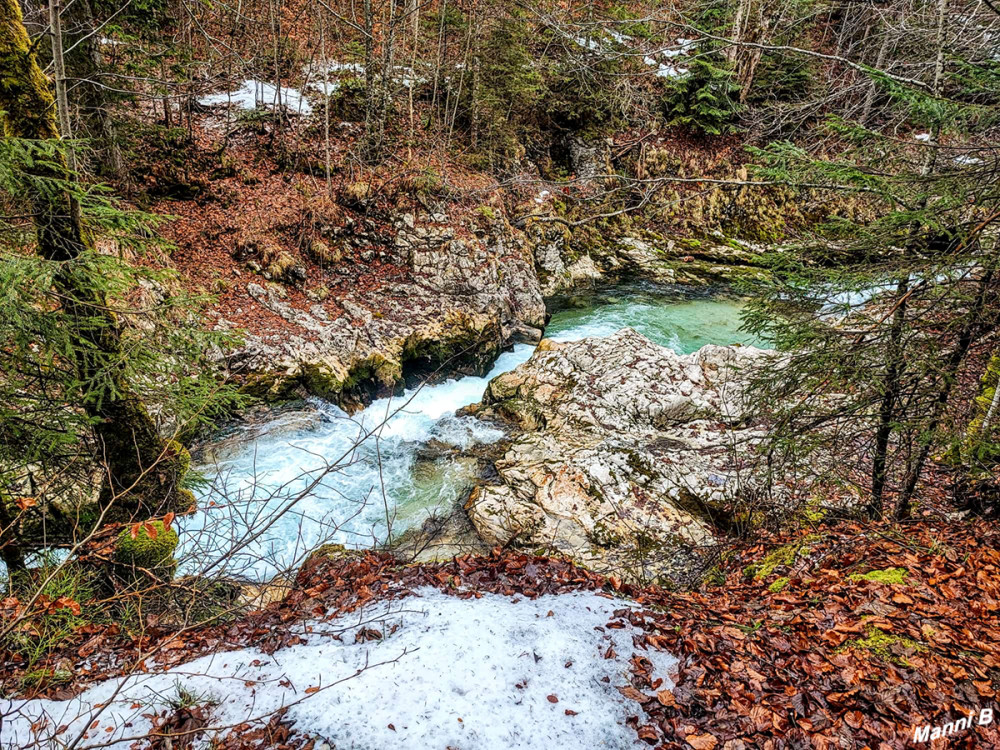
[181,345,535,578]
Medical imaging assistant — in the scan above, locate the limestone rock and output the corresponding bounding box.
[222,219,545,410]
[527,225,766,297]
[465,328,772,583]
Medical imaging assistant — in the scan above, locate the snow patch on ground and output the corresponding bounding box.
[953,154,984,166]
[303,61,426,93]
[644,56,688,78]
[1,588,676,749]
[570,31,691,77]
[198,79,313,115]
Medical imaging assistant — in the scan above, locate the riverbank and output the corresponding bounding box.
[5,506,998,749]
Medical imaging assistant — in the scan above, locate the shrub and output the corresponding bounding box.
[470,16,543,162]
[307,239,342,265]
[341,181,373,207]
[747,53,821,105]
[2,564,98,671]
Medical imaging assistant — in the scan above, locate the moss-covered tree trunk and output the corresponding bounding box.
[0,0,191,526]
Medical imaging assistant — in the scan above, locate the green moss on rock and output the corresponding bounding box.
[301,542,366,571]
[240,371,299,401]
[114,521,179,573]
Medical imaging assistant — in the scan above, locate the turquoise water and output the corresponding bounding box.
[546,290,757,352]
[181,287,756,579]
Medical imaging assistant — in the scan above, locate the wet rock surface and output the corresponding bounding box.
[463,328,772,583]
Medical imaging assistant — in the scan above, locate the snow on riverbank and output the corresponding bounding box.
[1,589,677,750]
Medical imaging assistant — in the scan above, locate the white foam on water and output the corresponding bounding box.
[180,296,755,580]
[0,295,755,581]
[182,345,535,579]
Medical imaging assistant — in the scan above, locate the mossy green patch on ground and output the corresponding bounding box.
[768,576,790,593]
[702,565,726,586]
[845,626,925,666]
[19,667,73,692]
[744,534,819,580]
[798,499,828,525]
[848,567,908,585]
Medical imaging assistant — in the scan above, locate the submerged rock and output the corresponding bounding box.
[465,328,771,583]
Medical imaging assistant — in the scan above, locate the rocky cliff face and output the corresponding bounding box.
[219,213,545,410]
[463,329,772,583]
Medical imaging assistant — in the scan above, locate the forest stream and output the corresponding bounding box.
[182,286,758,579]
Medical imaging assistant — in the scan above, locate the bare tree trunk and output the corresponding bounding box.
[983,372,1000,435]
[429,0,447,129]
[869,0,948,517]
[408,0,418,148]
[64,0,125,179]
[860,16,892,125]
[869,277,909,516]
[364,0,397,161]
[470,50,480,149]
[320,13,331,194]
[161,58,172,128]
[363,0,377,152]
[48,0,76,177]
[0,492,26,575]
[271,0,283,114]
[447,1,475,147]
[728,0,749,63]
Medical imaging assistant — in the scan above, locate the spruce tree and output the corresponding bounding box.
[0,0,237,571]
[739,7,1000,519]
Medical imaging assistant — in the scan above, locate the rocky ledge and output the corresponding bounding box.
[219,214,545,411]
[461,328,772,584]
[529,222,768,297]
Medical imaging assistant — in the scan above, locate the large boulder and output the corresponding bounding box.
[464,329,772,583]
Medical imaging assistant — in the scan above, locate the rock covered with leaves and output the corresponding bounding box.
[464,328,772,582]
